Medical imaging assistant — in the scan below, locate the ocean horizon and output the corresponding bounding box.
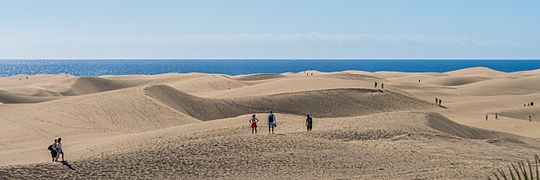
[1,59,540,77]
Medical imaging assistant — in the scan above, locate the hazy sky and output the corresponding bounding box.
[1,0,539,59]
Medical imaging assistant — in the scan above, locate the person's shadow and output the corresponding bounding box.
[60,161,76,171]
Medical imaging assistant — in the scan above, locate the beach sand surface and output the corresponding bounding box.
[1,68,540,179]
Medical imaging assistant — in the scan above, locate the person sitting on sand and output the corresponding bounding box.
[48,139,58,162]
[268,111,277,134]
[249,114,259,134]
[306,114,313,132]
[55,138,64,162]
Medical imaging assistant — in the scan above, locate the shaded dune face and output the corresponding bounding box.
[426,76,488,86]
[143,84,436,121]
[307,112,520,142]
[0,90,58,104]
[232,74,286,81]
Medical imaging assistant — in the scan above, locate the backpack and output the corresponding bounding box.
[268,114,275,123]
[47,144,53,151]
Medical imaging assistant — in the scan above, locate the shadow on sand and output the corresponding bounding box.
[60,161,76,171]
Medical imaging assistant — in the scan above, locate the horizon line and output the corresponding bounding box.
[2,58,540,61]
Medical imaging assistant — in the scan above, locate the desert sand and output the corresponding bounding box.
[0,67,540,179]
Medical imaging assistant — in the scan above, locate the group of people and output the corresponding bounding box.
[47,138,65,162]
[434,98,442,106]
[374,82,384,90]
[486,113,499,121]
[249,111,313,134]
[524,102,535,107]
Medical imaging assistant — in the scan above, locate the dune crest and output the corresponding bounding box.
[59,76,131,96]
[145,84,435,121]
[445,67,505,77]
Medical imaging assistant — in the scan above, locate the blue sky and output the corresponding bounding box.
[0,0,539,59]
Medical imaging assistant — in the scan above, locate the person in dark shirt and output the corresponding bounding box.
[306,114,313,132]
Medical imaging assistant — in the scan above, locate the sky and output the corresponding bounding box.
[0,0,539,59]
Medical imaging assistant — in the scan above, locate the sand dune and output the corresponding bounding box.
[0,90,57,103]
[58,76,132,96]
[2,68,540,179]
[168,75,247,92]
[425,76,489,86]
[456,76,540,95]
[1,112,537,179]
[425,113,509,139]
[497,107,538,121]
[446,67,505,77]
[321,72,384,81]
[232,73,286,81]
[145,84,435,120]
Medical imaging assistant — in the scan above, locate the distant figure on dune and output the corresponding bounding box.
[48,139,58,162]
[418,79,421,83]
[306,114,313,132]
[249,114,259,134]
[374,82,378,88]
[531,102,534,106]
[495,113,498,119]
[435,98,438,104]
[438,99,442,106]
[529,115,532,122]
[381,83,384,90]
[55,138,65,162]
[486,114,488,121]
[268,111,277,134]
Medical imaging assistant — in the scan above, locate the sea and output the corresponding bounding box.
[1,59,540,77]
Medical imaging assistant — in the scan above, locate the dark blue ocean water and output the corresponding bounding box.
[1,60,540,76]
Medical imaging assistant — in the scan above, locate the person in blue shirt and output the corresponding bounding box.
[268,111,277,134]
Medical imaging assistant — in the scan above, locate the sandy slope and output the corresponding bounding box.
[1,67,540,179]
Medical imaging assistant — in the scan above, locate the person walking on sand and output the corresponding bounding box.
[486,114,488,121]
[55,138,64,162]
[249,114,259,134]
[374,82,378,89]
[529,115,532,122]
[381,83,384,90]
[306,114,313,132]
[438,99,442,106]
[268,111,277,134]
[435,98,438,104]
[48,139,58,162]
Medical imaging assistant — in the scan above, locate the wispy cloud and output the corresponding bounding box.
[149,33,514,47]
[2,33,514,47]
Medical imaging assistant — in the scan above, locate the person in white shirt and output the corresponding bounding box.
[55,137,65,162]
